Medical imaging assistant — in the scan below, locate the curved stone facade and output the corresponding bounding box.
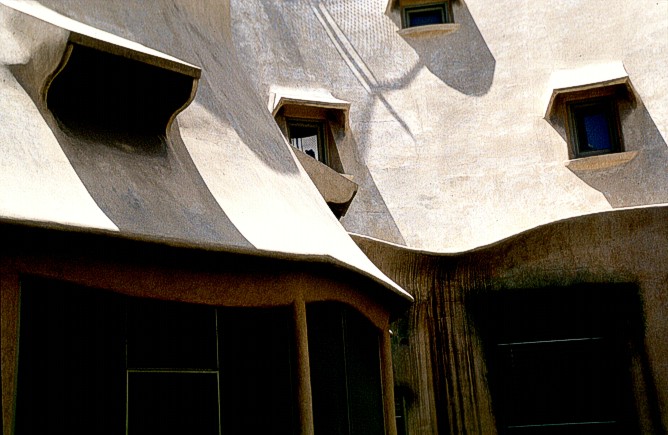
[1,1,667,434]
[232,0,668,251]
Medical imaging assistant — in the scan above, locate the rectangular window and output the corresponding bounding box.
[403,3,451,28]
[307,303,385,435]
[568,97,622,158]
[15,278,297,435]
[287,119,328,164]
[475,286,640,434]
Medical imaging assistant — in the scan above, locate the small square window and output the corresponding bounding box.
[403,2,451,28]
[568,97,622,158]
[287,119,328,165]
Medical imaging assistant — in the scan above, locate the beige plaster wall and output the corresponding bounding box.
[231,0,668,251]
[356,205,668,433]
[0,0,410,299]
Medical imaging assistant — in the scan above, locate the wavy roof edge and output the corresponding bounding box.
[0,0,411,306]
[0,0,200,77]
[0,216,414,305]
[352,203,668,258]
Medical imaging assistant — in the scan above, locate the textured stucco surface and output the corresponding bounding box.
[0,0,410,299]
[232,0,668,251]
[357,205,668,433]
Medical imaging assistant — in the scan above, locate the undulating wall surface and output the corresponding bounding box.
[232,0,668,251]
[0,0,409,297]
[356,205,668,434]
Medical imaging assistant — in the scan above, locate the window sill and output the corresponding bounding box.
[397,23,460,37]
[293,149,358,218]
[565,151,639,171]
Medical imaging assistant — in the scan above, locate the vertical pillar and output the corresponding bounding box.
[1,270,20,435]
[294,297,314,435]
[381,328,398,435]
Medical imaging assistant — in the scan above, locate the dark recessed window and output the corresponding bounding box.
[287,119,328,164]
[307,303,385,435]
[47,43,195,155]
[403,3,451,28]
[474,285,640,434]
[16,278,298,435]
[568,97,622,158]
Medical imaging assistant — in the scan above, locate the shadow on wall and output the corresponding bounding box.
[336,123,407,245]
[397,1,495,97]
[292,0,494,243]
[10,43,252,247]
[567,102,668,208]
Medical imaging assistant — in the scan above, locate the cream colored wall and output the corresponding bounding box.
[231,0,668,251]
[0,0,410,300]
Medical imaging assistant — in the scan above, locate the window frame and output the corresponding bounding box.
[567,96,623,159]
[401,2,452,28]
[286,118,329,166]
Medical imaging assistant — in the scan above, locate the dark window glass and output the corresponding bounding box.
[128,372,220,435]
[218,307,297,434]
[498,338,622,430]
[407,8,445,27]
[475,286,640,434]
[582,113,612,150]
[307,303,385,435]
[404,4,449,28]
[287,120,327,164]
[395,389,409,435]
[16,278,298,435]
[569,98,621,157]
[16,278,126,435]
[127,298,217,369]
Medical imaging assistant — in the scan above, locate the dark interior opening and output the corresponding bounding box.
[307,302,385,435]
[16,278,297,435]
[569,98,621,157]
[471,284,642,434]
[46,43,194,154]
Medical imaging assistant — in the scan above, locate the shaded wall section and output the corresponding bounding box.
[355,205,668,434]
[0,0,406,293]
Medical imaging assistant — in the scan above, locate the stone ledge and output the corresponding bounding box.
[565,151,639,171]
[293,149,358,218]
[397,23,460,37]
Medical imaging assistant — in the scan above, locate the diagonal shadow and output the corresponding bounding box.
[398,0,495,97]
[567,101,668,208]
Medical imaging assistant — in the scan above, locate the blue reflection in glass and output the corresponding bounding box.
[408,9,445,27]
[583,113,612,151]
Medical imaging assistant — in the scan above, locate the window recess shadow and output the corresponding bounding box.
[45,43,192,156]
[399,1,495,97]
[566,102,668,208]
[24,41,252,247]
